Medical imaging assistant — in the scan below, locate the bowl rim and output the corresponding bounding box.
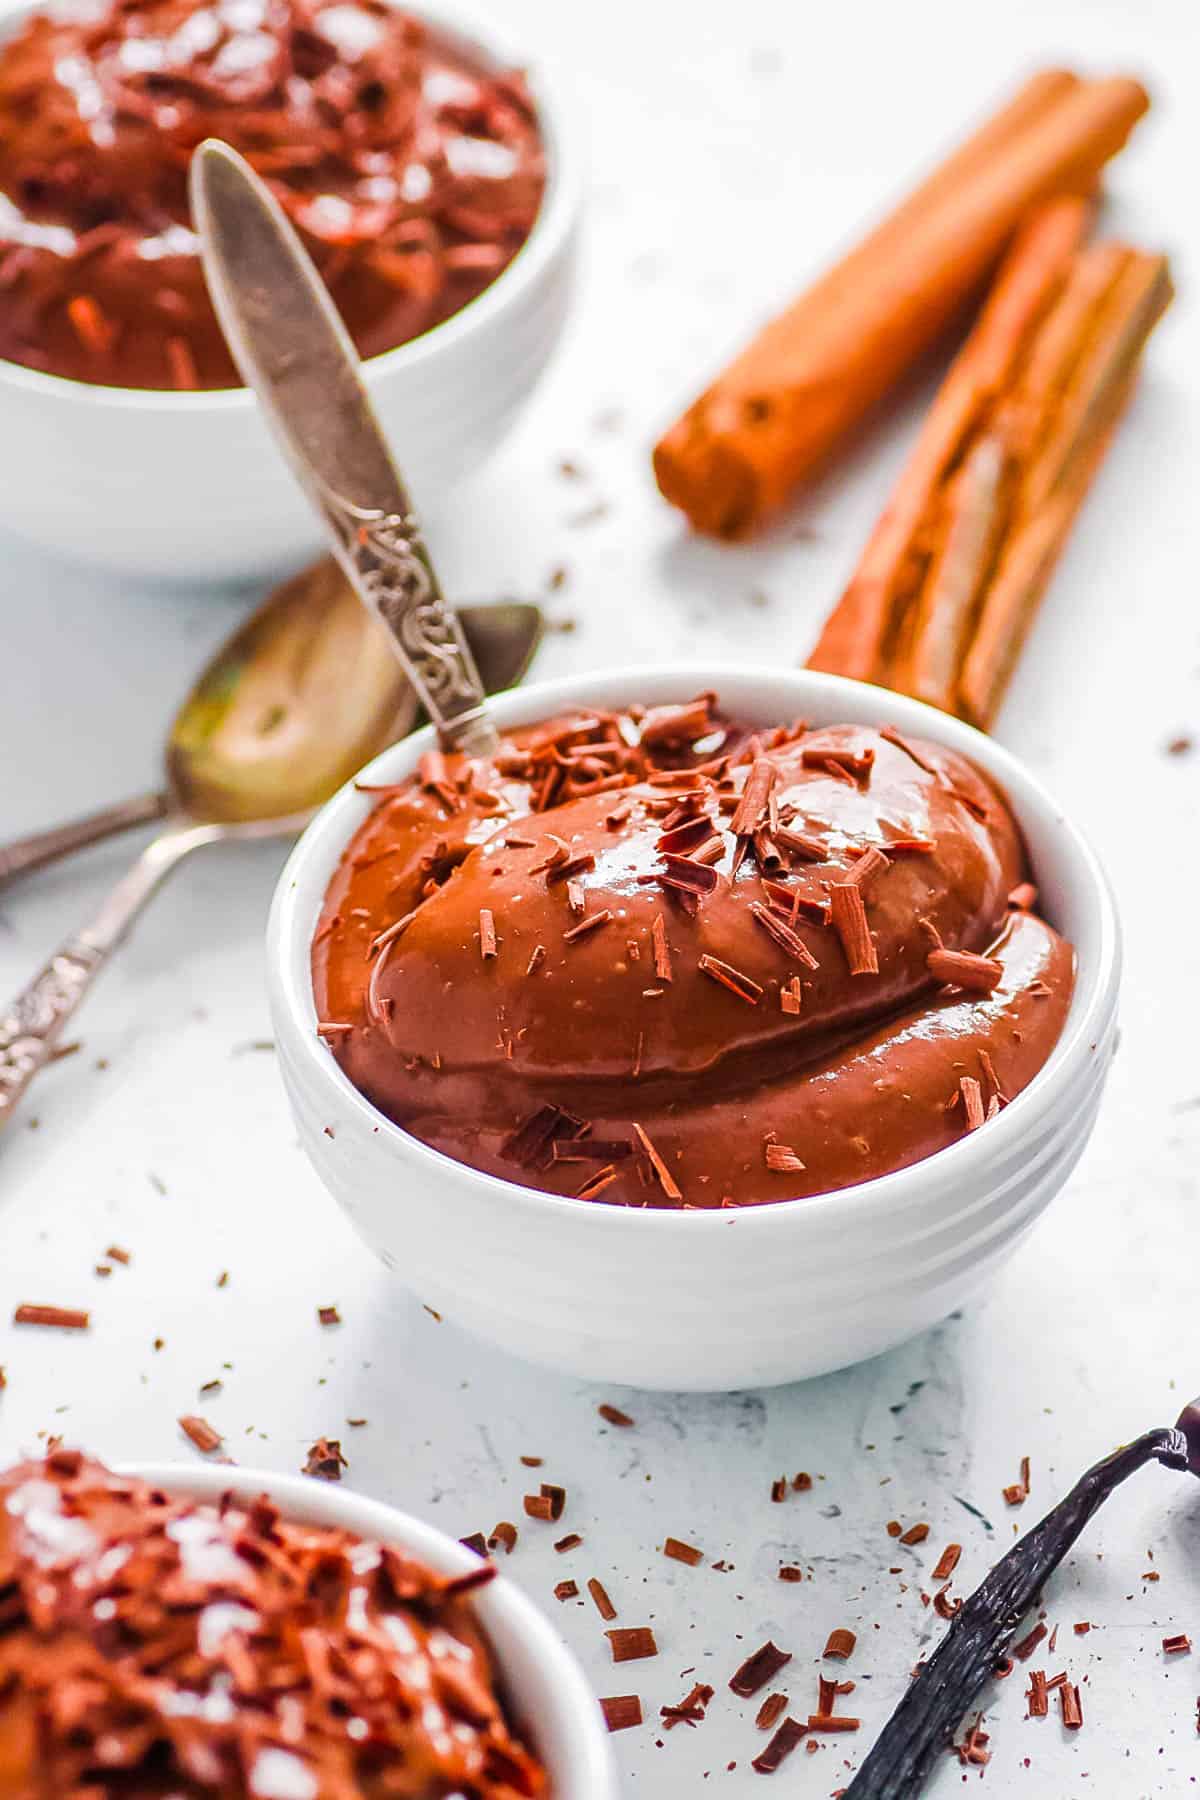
[119,1460,617,1798]
[0,0,578,413]
[269,664,1121,1236]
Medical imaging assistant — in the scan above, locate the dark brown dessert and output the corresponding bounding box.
[0,0,544,389]
[312,696,1074,1208]
[0,1449,546,1797]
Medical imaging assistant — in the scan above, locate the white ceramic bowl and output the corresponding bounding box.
[123,1461,617,1799]
[267,666,1121,1392]
[0,0,578,582]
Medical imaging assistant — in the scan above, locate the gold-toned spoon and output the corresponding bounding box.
[0,563,540,886]
[0,567,541,1126]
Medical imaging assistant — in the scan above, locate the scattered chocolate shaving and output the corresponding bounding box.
[105,1246,131,1265]
[488,1522,518,1554]
[959,1075,986,1131]
[749,900,818,967]
[651,913,673,982]
[1060,1684,1083,1728]
[774,826,827,860]
[523,1482,566,1523]
[575,1165,620,1200]
[600,1694,643,1732]
[765,1141,806,1173]
[1026,1669,1048,1717]
[803,744,874,781]
[780,975,803,1014]
[753,1716,808,1771]
[807,1714,860,1732]
[178,1415,222,1454]
[823,1629,856,1660]
[1163,1634,1192,1655]
[663,1537,704,1566]
[843,845,890,889]
[303,1437,348,1480]
[520,1455,543,1467]
[633,1122,683,1201]
[793,1472,813,1492]
[1004,1455,1032,1507]
[554,1579,579,1601]
[934,1584,962,1620]
[13,1305,89,1330]
[756,1692,790,1731]
[500,1104,583,1168]
[698,953,764,1004]
[587,1578,617,1621]
[566,879,585,914]
[770,1476,789,1503]
[658,853,720,895]
[829,884,878,975]
[779,1566,804,1583]
[657,814,718,855]
[563,909,613,943]
[546,850,596,885]
[899,1523,930,1546]
[1012,1621,1047,1661]
[606,1627,658,1663]
[880,725,938,773]
[551,1138,634,1163]
[317,1305,341,1327]
[598,1403,635,1427]
[928,947,1003,993]
[931,1544,962,1583]
[661,1682,714,1730]
[731,1641,793,1697]
[478,908,498,959]
[440,1562,497,1599]
[731,757,776,836]
[1073,1622,1091,1635]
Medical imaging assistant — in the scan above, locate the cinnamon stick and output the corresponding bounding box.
[653,72,1149,537]
[810,205,1170,724]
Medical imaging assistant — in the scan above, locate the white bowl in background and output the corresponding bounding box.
[0,0,579,582]
[124,1461,617,1800]
[267,667,1121,1392]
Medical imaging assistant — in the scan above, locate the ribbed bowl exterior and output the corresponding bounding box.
[0,0,580,581]
[269,668,1122,1392]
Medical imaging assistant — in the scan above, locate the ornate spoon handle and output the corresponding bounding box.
[0,791,168,888]
[190,139,497,759]
[0,824,213,1128]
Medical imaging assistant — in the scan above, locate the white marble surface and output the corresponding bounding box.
[1,0,1198,1792]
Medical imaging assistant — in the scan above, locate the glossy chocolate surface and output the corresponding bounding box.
[0,0,544,389]
[313,702,1074,1207]
[0,1450,545,1797]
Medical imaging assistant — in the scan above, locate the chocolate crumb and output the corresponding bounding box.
[179,1415,222,1455]
[303,1437,348,1480]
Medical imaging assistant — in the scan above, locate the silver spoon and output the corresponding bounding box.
[0,139,510,1127]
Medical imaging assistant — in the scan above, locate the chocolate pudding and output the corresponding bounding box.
[313,697,1074,1207]
[0,1450,545,1797]
[0,0,544,389]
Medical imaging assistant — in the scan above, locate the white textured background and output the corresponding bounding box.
[1,0,1198,1792]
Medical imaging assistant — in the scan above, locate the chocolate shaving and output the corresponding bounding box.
[651,913,673,981]
[780,976,803,1014]
[459,1533,487,1557]
[598,1403,635,1427]
[807,1714,861,1732]
[587,1578,617,1621]
[823,1629,856,1660]
[606,1627,657,1663]
[753,1717,808,1771]
[731,1640,793,1697]
[303,1437,347,1480]
[575,1166,620,1199]
[844,845,891,889]
[478,908,497,960]
[779,1566,804,1583]
[749,901,818,967]
[1060,1683,1083,1728]
[551,1138,633,1163]
[698,953,764,1004]
[554,1533,582,1553]
[803,744,875,780]
[931,1544,962,1583]
[731,757,776,836]
[657,814,717,855]
[13,1304,89,1330]
[526,944,546,976]
[500,1103,583,1167]
[178,1415,222,1454]
[774,825,827,860]
[928,947,1003,993]
[829,884,878,975]
[1012,1622,1047,1661]
[765,1141,806,1173]
[899,1523,930,1546]
[663,1537,704,1566]
[546,850,596,885]
[554,1579,579,1601]
[488,1521,518,1554]
[661,1681,715,1730]
[600,1694,643,1731]
[563,909,613,942]
[639,697,714,745]
[756,1692,790,1731]
[880,725,938,774]
[959,1075,986,1131]
[658,853,720,895]
[317,1305,341,1327]
[1163,1634,1192,1655]
[522,1482,566,1523]
[633,1122,682,1201]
